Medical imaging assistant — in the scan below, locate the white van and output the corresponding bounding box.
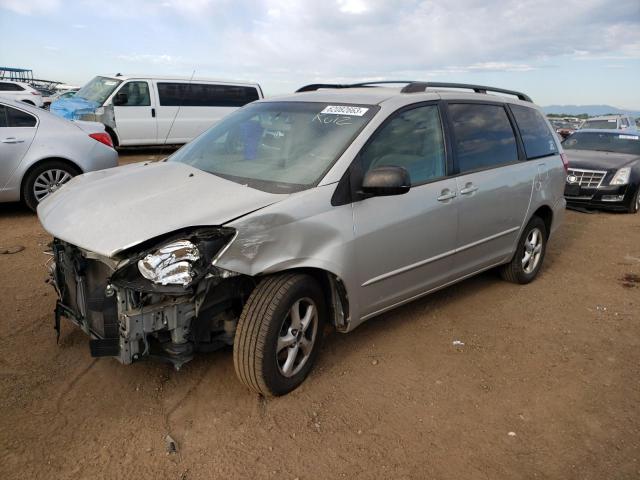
[50,75,263,147]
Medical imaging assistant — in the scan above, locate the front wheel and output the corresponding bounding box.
[500,216,548,284]
[628,188,640,214]
[233,273,326,396]
[23,161,80,212]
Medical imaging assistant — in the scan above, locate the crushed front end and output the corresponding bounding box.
[48,228,252,369]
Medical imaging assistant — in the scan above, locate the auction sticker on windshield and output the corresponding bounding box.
[619,134,639,140]
[321,105,369,116]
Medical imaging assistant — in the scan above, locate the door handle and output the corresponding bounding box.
[460,183,478,195]
[1,138,24,144]
[437,189,457,202]
[151,108,156,118]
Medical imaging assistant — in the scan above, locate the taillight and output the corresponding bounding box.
[32,91,41,96]
[560,153,569,172]
[89,132,114,148]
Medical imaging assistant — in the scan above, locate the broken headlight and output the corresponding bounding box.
[138,240,201,286]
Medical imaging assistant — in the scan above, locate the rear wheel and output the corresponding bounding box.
[628,188,640,214]
[23,161,80,212]
[500,216,547,284]
[233,273,326,396]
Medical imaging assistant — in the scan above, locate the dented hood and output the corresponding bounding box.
[37,162,287,257]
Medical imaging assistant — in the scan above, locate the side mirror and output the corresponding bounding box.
[361,166,411,196]
[113,92,128,106]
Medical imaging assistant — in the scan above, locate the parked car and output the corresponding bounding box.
[563,129,640,213]
[549,119,575,139]
[0,97,118,211]
[50,75,263,147]
[39,81,566,395]
[579,114,638,132]
[43,88,79,109]
[0,80,44,108]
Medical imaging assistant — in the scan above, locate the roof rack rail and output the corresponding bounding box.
[400,82,532,102]
[294,80,532,102]
[295,80,417,93]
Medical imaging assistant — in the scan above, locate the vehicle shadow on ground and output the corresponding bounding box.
[0,202,32,217]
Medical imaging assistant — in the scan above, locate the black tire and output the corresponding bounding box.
[23,161,80,212]
[628,188,640,214]
[500,216,548,284]
[233,273,326,396]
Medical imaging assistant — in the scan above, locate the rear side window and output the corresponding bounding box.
[157,83,259,107]
[0,82,24,92]
[0,105,36,127]
[511,105,558,159]
[360,104,446,185]
[448,103,518,173]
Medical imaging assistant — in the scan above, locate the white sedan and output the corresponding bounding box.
[0,97,118,211]
[0,80,44,108]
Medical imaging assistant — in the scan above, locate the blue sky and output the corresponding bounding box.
[1,0,639,108]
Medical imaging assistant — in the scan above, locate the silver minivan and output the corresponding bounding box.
[38,82,566,396]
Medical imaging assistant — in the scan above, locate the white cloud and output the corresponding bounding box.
[337,0,368,14]
[197,0,639,83]
[116,53,182,65]
[0,0,59,14]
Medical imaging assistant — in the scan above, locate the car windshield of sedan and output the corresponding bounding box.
[169,101,378,193]
[75,76,122,104]
[563,132,640,155]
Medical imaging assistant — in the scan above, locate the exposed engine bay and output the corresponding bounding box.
[48,227,256,369]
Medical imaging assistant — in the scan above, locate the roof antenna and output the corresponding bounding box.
[160,69,196,159]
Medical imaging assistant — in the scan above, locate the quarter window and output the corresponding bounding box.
[157,83,259,107]
[448,103,518,173]
[0,105,37,127]
[115,81,151,106]
[359,105,446,185]
[511,105,558,159]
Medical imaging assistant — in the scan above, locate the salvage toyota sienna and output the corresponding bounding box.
[38,81,566,396]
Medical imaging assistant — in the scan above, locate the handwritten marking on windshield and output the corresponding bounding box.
[312,114,353,126]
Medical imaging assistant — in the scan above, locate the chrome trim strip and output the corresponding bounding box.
[361,259,507,321]
[361,226,520,287]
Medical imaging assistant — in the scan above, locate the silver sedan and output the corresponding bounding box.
[0,97,118,211]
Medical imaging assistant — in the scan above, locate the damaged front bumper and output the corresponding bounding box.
[48,231,248,369]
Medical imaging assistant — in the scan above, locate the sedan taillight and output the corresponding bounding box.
[560,153,569,172]
[89,132,114,148]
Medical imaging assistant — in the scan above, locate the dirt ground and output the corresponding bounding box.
[1,150,639,480]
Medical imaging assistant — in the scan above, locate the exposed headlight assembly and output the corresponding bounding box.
[610,167,631,186]
[138,240,200,286]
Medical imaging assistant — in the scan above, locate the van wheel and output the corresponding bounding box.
[628,188,640,214]
[500,216,547,284]
[23,161,80,212]
[233,273,326,396]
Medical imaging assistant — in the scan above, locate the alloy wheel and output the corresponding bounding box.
[276,297,318,378]
[33,169,72,202]
[522,227,543,274]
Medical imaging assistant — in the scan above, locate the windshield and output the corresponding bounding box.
[75,76,122,104]
[169,101,378,193]
[581,119,618,129]
[563,132,640,155]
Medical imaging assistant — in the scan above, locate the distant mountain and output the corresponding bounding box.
[542,105,640,117]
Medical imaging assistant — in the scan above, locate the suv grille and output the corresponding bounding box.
[567,168,607,188]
